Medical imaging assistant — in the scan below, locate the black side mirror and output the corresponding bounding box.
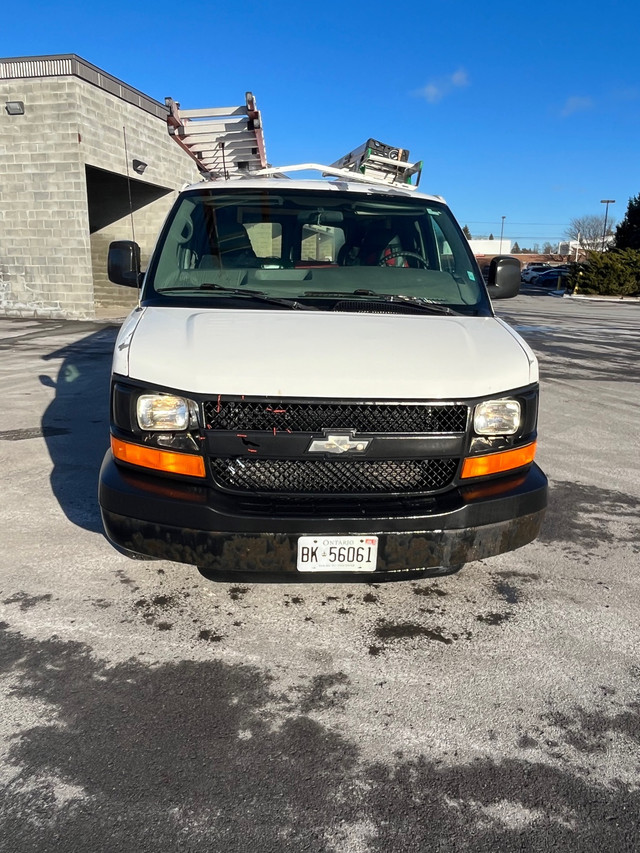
[486,255,521,299]
[108,241,142,287]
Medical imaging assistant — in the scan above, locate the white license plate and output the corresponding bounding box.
[297,536,378,572]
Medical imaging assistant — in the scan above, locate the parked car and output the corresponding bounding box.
[521,263,552,283]
[535,267,570,287]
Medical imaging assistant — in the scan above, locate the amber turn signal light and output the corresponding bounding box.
[461,442,537,479]
[111,436,206,478]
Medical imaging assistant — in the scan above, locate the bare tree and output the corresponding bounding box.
[565,215,616,251]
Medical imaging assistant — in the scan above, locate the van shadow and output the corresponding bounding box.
[40,326,119,534]
[2,623,639,851]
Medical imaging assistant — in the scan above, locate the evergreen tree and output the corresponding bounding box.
[512,241,521,253]
[489,233,494,240]
[614,194,640,250]
[462,225,472,239]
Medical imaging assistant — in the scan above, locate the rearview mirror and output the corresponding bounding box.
[486,256,520,299]
[108,240,142,287]
[297,210,344,225]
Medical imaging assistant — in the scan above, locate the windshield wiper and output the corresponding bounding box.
[378,294,458,315]
[304,289,459,315]
[304,290,460,314]
[160,283,318,310]
[157,285,457,313]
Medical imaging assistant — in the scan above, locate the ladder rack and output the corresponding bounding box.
[166,93,268,180]
[252,162,421,191]
[253,140,423,189]
[166,95,422,190]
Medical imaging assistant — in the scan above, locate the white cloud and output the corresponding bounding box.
[451,69,469,87]
[416,68,469,104]
[560,96,594,117]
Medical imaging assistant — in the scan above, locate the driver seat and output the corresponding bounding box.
[358,224,406,267]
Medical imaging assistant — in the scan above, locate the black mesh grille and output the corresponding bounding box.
[203,400,467,433]
[210,457,458,495]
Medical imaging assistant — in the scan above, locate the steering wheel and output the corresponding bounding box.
[378,250,429,268]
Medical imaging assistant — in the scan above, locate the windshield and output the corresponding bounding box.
[144,187,491,316]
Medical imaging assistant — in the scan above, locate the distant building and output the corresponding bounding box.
[468,239,513,256]
[565,236,614,258]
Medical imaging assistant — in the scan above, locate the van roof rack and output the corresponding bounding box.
[166,97,422,189]
[253,139,422,189]
[251,161,421,190]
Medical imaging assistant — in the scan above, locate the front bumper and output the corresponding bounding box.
[98,452,548,576]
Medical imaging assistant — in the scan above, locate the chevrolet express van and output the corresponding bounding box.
[98,170,547,577]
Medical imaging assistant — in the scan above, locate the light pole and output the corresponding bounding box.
[499,216,505,253]
[600,199,615,251]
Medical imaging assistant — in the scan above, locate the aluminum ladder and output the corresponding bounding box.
[330,138,422,187]
[166,92,268,180]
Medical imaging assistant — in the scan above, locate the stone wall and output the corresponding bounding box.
[0,62,201,319]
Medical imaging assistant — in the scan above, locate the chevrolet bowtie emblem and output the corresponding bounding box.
[307,433,371,454]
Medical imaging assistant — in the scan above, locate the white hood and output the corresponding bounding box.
[114,307,537,399]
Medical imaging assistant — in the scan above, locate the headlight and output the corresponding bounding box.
[474,399,521,435]
[137,394,192,431]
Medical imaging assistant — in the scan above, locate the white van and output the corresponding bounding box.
[98,169,547,578]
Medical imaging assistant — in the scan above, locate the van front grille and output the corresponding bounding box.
[210,457,458,495]
[203,400,467,434]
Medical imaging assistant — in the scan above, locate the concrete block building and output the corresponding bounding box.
[0,54,201,319]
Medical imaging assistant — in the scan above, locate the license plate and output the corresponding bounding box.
[297,536,378,572]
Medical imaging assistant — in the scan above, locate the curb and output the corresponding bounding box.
[563,293,640,303]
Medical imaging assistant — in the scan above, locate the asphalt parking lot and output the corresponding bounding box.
[0,291,639,852]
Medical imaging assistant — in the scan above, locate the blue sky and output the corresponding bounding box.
[3,0,640,248]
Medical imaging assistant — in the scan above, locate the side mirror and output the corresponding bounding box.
[486,255,521,299]
[108,241,142,287]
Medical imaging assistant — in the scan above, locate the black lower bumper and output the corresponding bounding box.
[98,453,547,575]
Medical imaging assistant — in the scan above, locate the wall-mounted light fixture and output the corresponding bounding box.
[132,159,147,175]
[5,101,25,116]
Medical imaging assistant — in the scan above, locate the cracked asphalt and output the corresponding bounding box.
[0,292,638,852]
